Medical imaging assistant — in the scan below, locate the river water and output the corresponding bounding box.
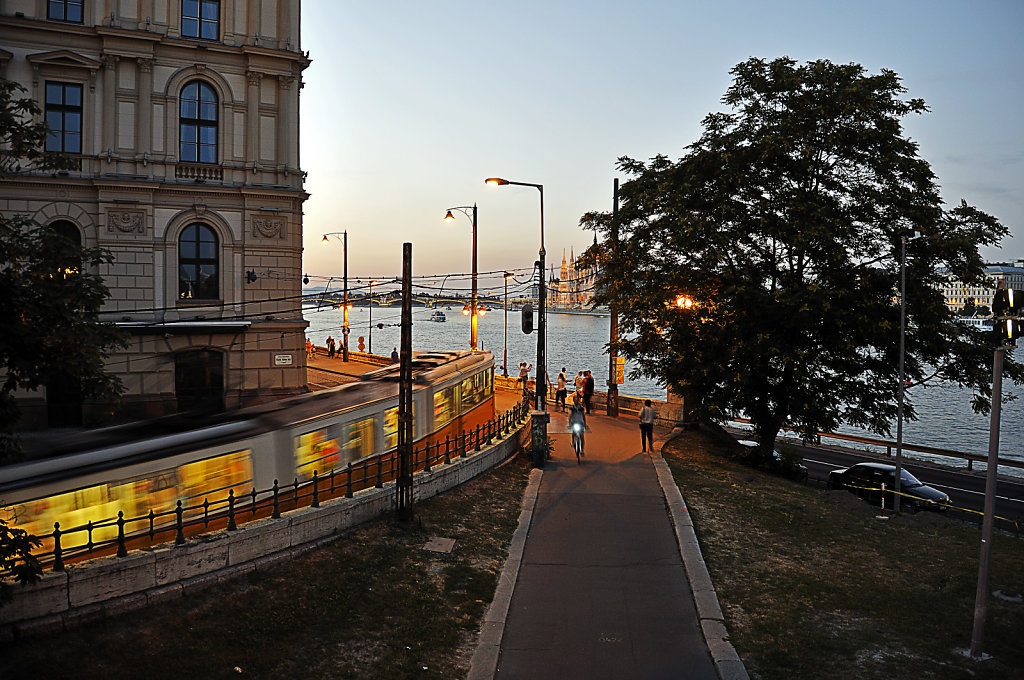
[304,305,1023,467]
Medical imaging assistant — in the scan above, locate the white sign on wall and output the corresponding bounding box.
[274,354,293,366]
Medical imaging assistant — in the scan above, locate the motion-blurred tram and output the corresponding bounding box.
[0,351,495,552]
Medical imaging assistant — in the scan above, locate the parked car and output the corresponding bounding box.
[827,462,950,511]
[737,439,808,480]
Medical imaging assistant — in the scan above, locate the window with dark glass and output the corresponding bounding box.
[48,0,84,22]
[44,82,82,153]
[182,0,220,40]
[178,223,219,300]
[179,80,217,163]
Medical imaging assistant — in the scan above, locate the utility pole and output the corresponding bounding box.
[607,178,620,417]
[396,243,414,524]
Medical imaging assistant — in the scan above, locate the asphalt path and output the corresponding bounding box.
[738,432,1024,526]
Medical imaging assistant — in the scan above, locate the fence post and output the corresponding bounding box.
[376,455,383,488]
[475,424,482,451]
[86,520,94,553]
[346,462,353,498]
[330,468,336,495]
[52,523,64,572]
[203,498,210,527]
[116,511,127,557]
[148,509,156,539]
[250,487,258,516]
[293,477,300,505]
[227,489,237,531]
[424,442,432,473]
[445,435,451,464]
[175,501,185,545]
[312,470,320,508]
[272,479,281,519]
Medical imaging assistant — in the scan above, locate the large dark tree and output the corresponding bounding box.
[581,57,1021,459]
[0,79,125,454]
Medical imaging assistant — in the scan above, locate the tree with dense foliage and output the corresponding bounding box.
[580,57,1022,460]
[0,78,125,454]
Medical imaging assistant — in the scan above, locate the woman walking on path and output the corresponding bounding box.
[639,399,656,452]
[556,368,568,412]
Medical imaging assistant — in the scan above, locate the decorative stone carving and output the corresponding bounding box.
[107,209,146,233]
[137,58,154,73]
[253,215,286,239]
[247,71,263,87]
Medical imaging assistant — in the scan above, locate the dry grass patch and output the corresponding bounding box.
[664,428,1024,680]
[1,451,532,680]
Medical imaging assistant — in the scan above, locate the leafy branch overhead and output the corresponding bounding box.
[581,57,1022,457]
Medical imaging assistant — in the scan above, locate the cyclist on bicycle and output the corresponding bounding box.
[568,390,587,459]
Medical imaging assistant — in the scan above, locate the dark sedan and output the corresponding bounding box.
[827,462,950,511]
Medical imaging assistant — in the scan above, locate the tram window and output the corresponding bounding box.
[461,373,486,410]
[177,450,253,511]
[295,425,344,480]
[434,386,456,428]
[343,417,376,461]
[384,404,416,449]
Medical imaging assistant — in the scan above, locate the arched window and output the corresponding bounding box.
[46,220,84,427]
[179,80,217,163]
[178,223,219,300]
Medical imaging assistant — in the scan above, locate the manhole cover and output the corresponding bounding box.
[423,537,456,553]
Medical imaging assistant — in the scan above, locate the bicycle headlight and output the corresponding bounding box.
[573,423,582,432]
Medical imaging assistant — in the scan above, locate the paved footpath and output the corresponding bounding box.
[470,407,747,680]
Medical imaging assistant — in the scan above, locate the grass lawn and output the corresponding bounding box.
[663,428,1024,680]
[1,451,532,680]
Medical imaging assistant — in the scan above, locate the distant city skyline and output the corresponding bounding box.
[300,1,1024,283]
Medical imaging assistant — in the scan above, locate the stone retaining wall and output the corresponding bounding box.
[0,421,530,639]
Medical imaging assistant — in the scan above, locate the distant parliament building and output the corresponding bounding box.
[0,1,309,429]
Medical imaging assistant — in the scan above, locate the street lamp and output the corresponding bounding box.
[368,279,379,354]
[486,177,547,414]
[503,271,514,377]
[894,231,921,513]
[322,231,350,361]
[443,204,478,350]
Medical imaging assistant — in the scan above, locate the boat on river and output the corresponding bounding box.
[430,310,447,322]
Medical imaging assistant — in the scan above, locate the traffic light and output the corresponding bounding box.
[992,288,1024,317]
[521,303,534,334]
[995,318,1017,347]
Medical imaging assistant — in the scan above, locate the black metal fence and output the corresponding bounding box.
[36,395,530,572]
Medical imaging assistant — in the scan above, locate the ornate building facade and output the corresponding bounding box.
[551,248,599,309]
[0,1,309,428]
[940,263,1024,314]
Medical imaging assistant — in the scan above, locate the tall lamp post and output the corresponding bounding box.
[486,177,546,412]
[443,204,479,350]
[894,231,921,513]
[322,231,350,361]
[503,271,514,377]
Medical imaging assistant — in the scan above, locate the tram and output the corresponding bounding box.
[0,351,495,551]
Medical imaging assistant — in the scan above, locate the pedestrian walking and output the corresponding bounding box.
[391,347,400,363]
[574,371,584,392]
[518,362,533,396]
[556,368,568,412]
[305,338,313,358]
[639,399,656,452]
[326,335,336,359]
[583,370,595,414]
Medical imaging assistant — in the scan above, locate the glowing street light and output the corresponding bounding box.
[444,204,479,350]
[675,294,695,309]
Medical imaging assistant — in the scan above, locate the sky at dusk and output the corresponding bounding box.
[299,1,1024,290]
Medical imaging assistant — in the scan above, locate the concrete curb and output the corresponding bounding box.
[651,449,750,680]
[466,467,543,680]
